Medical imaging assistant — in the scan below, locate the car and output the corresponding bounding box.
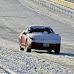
[19,26,61,54]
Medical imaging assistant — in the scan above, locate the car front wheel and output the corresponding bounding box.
[20,46,24,51]
[26,41,31,52]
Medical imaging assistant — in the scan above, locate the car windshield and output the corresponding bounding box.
[29,28,54,33]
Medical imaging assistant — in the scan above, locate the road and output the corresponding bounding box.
[0,0,74,74]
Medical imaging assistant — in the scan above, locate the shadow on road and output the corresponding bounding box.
[35,50,74,57]
[59,53,74,57]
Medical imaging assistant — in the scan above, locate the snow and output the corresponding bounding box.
[21,25,61,43]
[27,33,61,43]
[0,47,74,74]
[0,0,74,74]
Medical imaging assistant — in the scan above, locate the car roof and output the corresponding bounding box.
[29,26,52,29]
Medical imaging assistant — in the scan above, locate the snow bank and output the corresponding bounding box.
[0,47,74,74]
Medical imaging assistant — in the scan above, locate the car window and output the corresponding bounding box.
[29,28,54,33]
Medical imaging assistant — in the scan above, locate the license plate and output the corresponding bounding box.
[43,43,49,47]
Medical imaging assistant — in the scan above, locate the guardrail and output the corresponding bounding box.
[30,0,74,19]
[65,0,74,3]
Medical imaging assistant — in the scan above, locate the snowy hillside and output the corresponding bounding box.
[0,0,74,74]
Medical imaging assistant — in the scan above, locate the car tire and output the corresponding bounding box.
[48,50,52,54]
[54,49,60,54]
[26,41,31,52]
[20,46,24,51]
